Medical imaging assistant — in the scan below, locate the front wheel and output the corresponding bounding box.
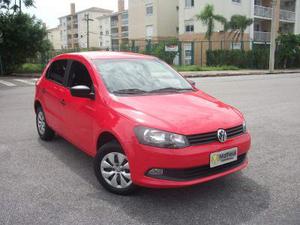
[93,142,137,195]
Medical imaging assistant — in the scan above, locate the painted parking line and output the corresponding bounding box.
[13,79,36,85]
[0,79,17,87]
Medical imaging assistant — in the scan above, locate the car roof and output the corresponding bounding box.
[59,51,156,60]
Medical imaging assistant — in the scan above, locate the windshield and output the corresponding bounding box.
[93,59,193,95]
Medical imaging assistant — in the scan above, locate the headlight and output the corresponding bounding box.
[243,121,247,133]
[134,126,189,149]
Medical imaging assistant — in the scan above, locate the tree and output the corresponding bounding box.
[276,33,300,69]
[0,13,51,74]
[196,4,226,50]
[0,0,34,13]
[229,15,253,51]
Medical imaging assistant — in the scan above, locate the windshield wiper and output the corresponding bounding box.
[149,87,194,93]
[113,89,149,95]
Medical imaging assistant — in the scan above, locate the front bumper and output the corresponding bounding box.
[124,133,251,188]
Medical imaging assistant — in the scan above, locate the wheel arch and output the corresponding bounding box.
[96,131,121,152]
[34,100,42,113]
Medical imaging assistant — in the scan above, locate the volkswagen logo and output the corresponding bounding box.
[217,129,227,143]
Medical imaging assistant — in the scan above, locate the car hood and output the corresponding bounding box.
[109,91,244,135]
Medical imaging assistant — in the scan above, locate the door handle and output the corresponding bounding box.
[60,99,66,106]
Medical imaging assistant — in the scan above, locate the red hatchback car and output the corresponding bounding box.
[34,52,251,195]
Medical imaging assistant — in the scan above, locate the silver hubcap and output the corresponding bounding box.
[100,152,132,189]
[37,111,46,135]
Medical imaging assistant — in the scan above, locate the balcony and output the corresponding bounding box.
[111,21,119,28]
[111,32,119,39]
[121,31,128,38]
[254,31,270,42]
[254,5,295,22]
[122,19,128,26]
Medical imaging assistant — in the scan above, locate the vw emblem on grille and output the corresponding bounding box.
[217,129,227,143]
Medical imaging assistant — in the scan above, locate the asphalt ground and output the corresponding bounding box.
[0,74,299,225]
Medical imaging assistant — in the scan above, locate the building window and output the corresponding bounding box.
[146,25,153,40]
[185,0,194,8]
[232,0,241,3]
[185,20,194,33]
[146,4,153,16]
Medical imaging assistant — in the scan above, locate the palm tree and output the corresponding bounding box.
[229,15,253,51]
[19,0,34,12]
[0,0,34,13]
[196,4,226,50]
[219,17,230,49]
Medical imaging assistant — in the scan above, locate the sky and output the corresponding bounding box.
[25,0,128,29]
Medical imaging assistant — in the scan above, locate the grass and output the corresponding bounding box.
[174,65,240,72]
[15,63,45,74]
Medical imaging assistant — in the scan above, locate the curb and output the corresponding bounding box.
[3,70,300,79]
[181,70,300,78]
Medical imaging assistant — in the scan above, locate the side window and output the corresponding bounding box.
[68,61,93,88]
[47,60,68,85]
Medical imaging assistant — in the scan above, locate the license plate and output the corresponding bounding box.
[210,148,238,168]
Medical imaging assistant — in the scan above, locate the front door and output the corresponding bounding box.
[62,60,96,154]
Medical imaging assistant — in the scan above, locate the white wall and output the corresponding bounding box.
[59,17,68,49]
[178,0,252,35]
[47,27,61,50]
[98,16,112,49]
[129,0,178,40]
[78,11,109,48]
[295,0,300,34]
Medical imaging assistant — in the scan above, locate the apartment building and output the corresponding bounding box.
[59,3,112,49]
[128,0,179,41]
[97,0,129,51]
[179,0,300,64]
[47,26,61,50]
[97,15,112,50]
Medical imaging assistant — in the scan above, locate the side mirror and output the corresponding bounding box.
[187,79,196,86]
[70,85,95,99]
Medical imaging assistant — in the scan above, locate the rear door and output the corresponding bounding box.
[62,60,96,154]
[42,59,69,133]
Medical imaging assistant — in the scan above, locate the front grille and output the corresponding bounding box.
[147,154,247,181]
[186,124,244,146]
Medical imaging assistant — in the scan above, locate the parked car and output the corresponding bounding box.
[34,52,251,195]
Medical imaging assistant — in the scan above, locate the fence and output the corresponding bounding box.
[39,40,260,67]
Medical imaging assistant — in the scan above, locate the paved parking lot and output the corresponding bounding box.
[0,74,300,225]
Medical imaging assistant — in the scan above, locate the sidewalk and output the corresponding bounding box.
[180,69,300,78]
[7,69,300,78]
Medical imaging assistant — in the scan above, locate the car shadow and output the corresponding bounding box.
[39,136,270,225]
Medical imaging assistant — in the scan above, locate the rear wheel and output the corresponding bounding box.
[94,142,137,195]
[36,107,55,141]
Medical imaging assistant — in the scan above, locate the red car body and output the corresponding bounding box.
[34,52,251,189]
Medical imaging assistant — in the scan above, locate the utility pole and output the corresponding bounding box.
[269,0,281,73]
[83,13,94,50]
[19,0,21,12]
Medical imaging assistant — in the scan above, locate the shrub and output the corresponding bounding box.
[15,63,44,73]
[142,39,178,65]
[207,34,300,69]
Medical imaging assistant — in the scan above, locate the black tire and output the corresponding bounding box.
[36,106,55,141]
[94,142,138,195]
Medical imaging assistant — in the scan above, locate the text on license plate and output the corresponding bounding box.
[210,148,238,168]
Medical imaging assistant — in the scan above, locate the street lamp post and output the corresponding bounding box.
[83,13,94,50]
[269,0,281,73]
